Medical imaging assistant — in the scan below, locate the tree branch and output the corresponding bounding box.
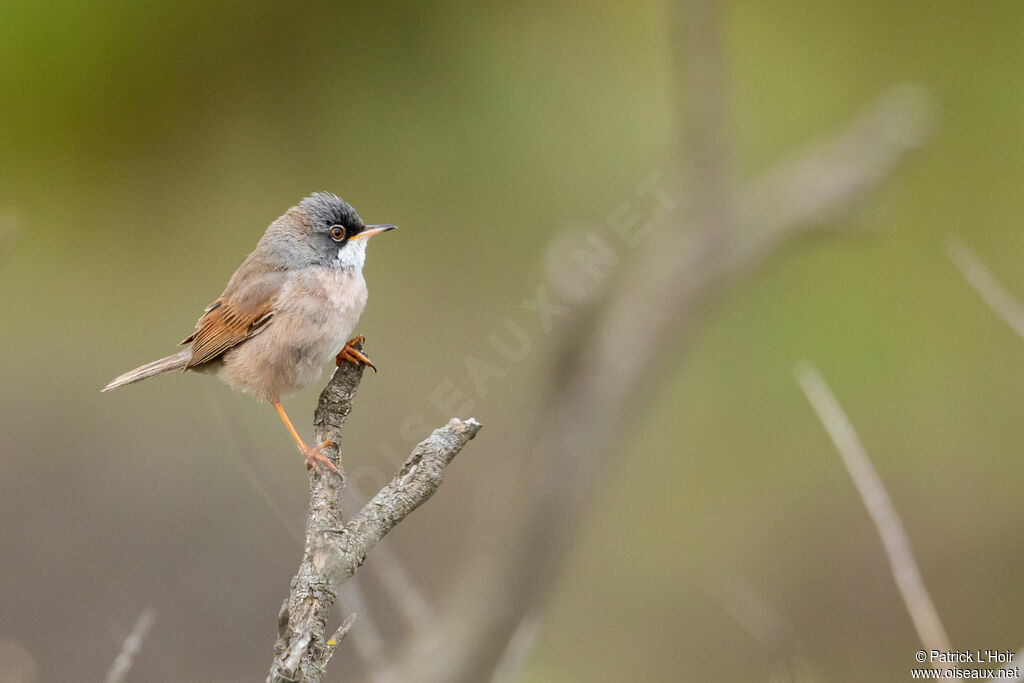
[267,344,482,683]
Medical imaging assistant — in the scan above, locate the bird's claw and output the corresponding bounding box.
[303,440,341,477]
[336,335,376,372]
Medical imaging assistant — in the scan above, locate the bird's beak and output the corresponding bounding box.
[350,224,397,241]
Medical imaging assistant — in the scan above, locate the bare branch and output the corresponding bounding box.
[267,345,482,683]
[794,361,951,671]
[947,237,1024,341]
[105,608,156,683]
[328,418,481,577]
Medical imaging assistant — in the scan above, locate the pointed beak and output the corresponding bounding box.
[350,224,397,241]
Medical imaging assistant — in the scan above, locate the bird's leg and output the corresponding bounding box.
[271,400,340,476]
[335,334,376,372]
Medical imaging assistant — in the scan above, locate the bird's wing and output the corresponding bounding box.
[180,267,285,368]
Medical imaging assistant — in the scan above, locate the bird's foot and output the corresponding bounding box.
[303,440,341,477]
[335,335,376,372]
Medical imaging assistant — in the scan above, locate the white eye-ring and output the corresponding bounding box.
[329,225,346,241]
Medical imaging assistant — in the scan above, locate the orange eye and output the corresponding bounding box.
[329,225,345,241]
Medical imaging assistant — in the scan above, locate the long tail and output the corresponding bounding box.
[102,349,191,392]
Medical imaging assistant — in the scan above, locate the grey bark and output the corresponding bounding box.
[267,345,482,683]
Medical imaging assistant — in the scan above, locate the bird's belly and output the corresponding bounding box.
[217,268,368,401]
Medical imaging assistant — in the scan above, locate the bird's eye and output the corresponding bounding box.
[329,225,346,241]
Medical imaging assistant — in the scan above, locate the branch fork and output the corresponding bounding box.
[268,342,482,683]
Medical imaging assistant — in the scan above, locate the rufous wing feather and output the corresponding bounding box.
[181,295,275,368]
[178,252,289,369]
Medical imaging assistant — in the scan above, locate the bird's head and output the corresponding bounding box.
[262,192,395,270]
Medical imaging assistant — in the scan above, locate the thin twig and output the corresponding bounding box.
[105,607,156,683]
[794,361,951,671]
[326,418,482,582]
[320,613,357,672]
[947,237,1024,342]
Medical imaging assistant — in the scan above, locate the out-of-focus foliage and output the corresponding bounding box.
[1,1,1022,681]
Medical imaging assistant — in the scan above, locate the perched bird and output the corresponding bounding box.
[103,192,395,473]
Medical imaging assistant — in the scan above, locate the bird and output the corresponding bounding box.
[102,192,395,474]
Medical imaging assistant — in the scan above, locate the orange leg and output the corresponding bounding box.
[335,334,376,372]
[271,400,340,476]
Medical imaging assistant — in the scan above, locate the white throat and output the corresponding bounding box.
[335,239,367,270]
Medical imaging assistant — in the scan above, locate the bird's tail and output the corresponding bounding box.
[102,349,191,392]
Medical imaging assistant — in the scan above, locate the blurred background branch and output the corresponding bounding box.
[104,608,156,683]
[376,68,935,683]
[947,237,1024,342]
[795,362,952,674]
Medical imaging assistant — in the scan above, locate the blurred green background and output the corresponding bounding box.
[2,1,1023,681]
